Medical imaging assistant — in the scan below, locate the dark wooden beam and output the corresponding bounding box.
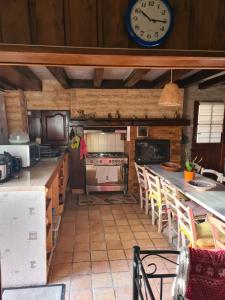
[151,70,192,88]
[124,69,150,87]
[0,45,225,68]
[0,78,17,90]
[47,67,70,89]
[69,79,153,89]
[0,66,42,91]
[176,70,222,88]
[199,72,225,89]
[93,68,104,87]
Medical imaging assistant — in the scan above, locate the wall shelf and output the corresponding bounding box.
[70,118,190,127]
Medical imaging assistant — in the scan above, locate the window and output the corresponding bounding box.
[196,102,224,143]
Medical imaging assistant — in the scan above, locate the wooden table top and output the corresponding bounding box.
[145,164,225,222]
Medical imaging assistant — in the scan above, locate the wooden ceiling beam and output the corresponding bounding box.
[0,77,17,90]
[93,68,104,87]
[151,70,192,88]
[124,69,150,87]
[0,66,42,91]
[70,79,153,89]
[176,70,222,88]
[199,73,225,89]
[47,67,70,89]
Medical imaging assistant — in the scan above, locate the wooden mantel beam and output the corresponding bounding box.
[0,66,42,91]
[93,68,104,87]
[176,70,222,88]
[199,72,225,89]
[124,69,150,87]
[47,67,70,89]
[151,70,192,88]
[0,45,224,68]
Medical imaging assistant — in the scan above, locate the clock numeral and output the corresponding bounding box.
[142,2,146,8]
[161,10,166,15]
[149,1,154,6]
[154,32,159,38]
[135,8,141,14]
[133,16,138,21]
[158,4,160,9]
[147,34,152,40]
[135,24,140,30]
[160,26,165,32]
[140,31,145,37]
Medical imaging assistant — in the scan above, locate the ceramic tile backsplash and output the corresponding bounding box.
[85,133,124,153]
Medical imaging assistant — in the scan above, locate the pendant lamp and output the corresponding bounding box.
[159,70,182,106]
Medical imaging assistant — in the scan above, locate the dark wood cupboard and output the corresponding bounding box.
[28,110,69,145]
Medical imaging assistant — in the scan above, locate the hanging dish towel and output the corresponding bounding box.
[173,247,225,300]
[96,166,118,184]
[80,137,88,160]
[71,135,80,150]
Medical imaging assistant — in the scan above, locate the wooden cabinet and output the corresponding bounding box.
[28,110,69,145]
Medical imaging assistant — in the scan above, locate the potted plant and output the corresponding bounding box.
[184,149,196,181]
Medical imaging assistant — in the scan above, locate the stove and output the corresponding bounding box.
[85,152,128,194]
[86,152,128,166]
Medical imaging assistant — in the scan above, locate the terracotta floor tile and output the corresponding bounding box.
[112,272,132,287]
[115,220,129,226]
[102,215,114,221]
[124,249,133,260]
[70,289,93,300]
[117,226,132,233]
[110,260,129,272]
[134,231,150,240]
[104,226,118,233]
[51,263,72,279]
[126,213,139,219]
[141,219,152,225]
[152,238,171,248]
[148,232,165,239]
[107,250,126,260]
[74,243,90,252]
[92,261,110,273]
[143,224,158,232]
[114,287,132,300]
[91,251,108,261]
[91,242,107,251]
[92,273,113,288]
[73,262,91,275]
[105,233,120,241]
[136,239,155,248]
[71,274,92,290]
[121,239,137,249]
[130,225,145,232]
[54,252,73,264]
[73,251,91,263]
[119,232,134,241]
[103,220,116,226]
[75,234,90,243]
[91,233,105,242]
[106,240,123,250]
[93,288,115,300]
[128,219,141,225]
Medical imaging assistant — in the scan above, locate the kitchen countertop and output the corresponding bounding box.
[0,155,64,192]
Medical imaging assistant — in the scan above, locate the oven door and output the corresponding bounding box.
[86,164,127,193]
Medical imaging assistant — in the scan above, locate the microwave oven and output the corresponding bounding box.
[0,143,40,167]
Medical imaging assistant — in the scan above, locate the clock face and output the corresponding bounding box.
[126,0,173,47]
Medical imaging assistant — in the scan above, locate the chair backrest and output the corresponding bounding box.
[201,168,223,182]
[161,179,177,215]
[145,171,162,207]
[134,163,147,189]
[208,215,225,250]
[193,163,202,174]
[174,197,197,247]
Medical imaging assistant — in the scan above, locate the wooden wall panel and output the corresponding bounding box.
[64,0,98,47]
[0,0,30,43]
[98,0,129,47]
[29,0,65,45]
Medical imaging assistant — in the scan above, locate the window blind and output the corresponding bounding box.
[196,102,224,143]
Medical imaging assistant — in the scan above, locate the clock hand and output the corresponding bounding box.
[139,9,167,24]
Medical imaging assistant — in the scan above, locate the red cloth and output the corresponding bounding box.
[80,137,87,160]
[186,248,225,300]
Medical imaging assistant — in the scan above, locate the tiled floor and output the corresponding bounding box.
[50,193,175,300]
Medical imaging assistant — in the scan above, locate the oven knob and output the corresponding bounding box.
[109,159,111,163]
[112,160,114,163]
[100,160,102,163]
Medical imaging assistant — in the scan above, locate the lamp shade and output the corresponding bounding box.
[159,82,182,106]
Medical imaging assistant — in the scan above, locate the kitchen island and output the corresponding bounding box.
[0,153,69,288]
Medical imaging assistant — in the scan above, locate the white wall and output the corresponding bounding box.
[85,133,124,153]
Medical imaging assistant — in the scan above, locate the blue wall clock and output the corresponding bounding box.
[125,0,173,47]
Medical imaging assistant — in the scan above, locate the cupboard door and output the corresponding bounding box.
[42,111,69,145]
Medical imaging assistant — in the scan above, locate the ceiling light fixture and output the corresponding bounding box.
[159,70,182,106]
